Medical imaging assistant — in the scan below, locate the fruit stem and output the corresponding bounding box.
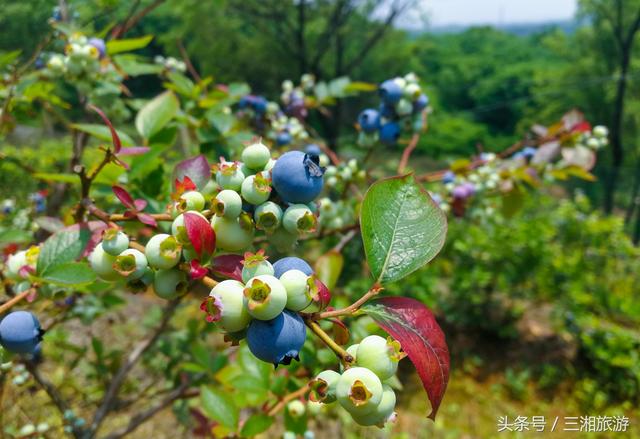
[305,319,353,365]
[317,285,383,319]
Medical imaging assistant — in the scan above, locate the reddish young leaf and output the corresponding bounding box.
[136,213,158,228]
[133,199,148,211]
[173,155,211,190]
[211,254,244,281]
[184,212,216,258]
[309,278,331,311]
[64,221,109,257]
[112,185,136,210]
[190,260,208,280]
[117,146,150,156]
[87,104,122,153]
[363,296,450,420]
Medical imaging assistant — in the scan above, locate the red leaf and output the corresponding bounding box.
[314,278,331,311]
[183,212,216,258]
[364,297,450,420]
[64,221,109,257]
[112,185,136,210]
[118,146,150,156]
[136,213,158,228]
[133,199,147,211]
[87,104,121,153]
[211,254,244,281]
[190,260,208,280]
[173,155,211,190]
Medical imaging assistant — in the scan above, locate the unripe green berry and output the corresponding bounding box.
[113,249,148,280]
[241,174,271,205]
[215,161,245,191]
[336,367,383,416]
[127,267,154,293]
[283,204,317,234]
[178,191,205,212]
[213,190,242,219]
[241,142,271,170]
[264,158,276,171]
[241,252,274,283]
[346,344,359,362]
[243,275,287,320]
[88,243,119,281]
[280,269,313,311]
[211,214,255,251]
[287,400,306,418]
[310,369,340,403]
[145,234,182,269]
[404,83,421,99]
[350,384,396,427]
[267,227,298,252]
[153,268,187,300]
[205,280,251,332]
[171,212,208,245]
[254,201,283,231]
[356,335,405,380]
[102,230,129,256]
[395,98,413,116]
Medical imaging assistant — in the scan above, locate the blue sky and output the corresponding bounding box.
[396,0,578,28]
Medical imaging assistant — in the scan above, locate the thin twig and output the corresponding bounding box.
[397,112,428,174]
[25,362,85,438]
[89,298,181,436]
[101,379,194,439]
[318,285,383,319]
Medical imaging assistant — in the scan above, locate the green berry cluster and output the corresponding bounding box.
[310,335,406,427]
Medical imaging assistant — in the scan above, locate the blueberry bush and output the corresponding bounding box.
[0,13,611,439]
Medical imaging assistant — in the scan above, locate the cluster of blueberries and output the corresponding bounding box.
[45,33,106,78]
[201,255,317,366]
[357,73,429,146]
[310,335,405,427]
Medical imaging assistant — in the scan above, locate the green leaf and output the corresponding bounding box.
[113,54,163,76]
[37,229,91,275]
[0,229,32,245]
[33,173,78,184]
[106,35,153,55]
[360,174,447,284]
[200,386,238,429]
[314,250,344,291]
[240,414,273,437]
[209,112,234,134]
[135,91,179,139]
[72,123,134,147]
[41,262,96,286]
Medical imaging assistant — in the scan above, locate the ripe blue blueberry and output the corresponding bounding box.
[246,310,306,366]
[88,38,106,58]
[379,122,401,145]
[273,257,313,278]
[358,109,381,133]
[413,94,429,112]
[442,170,456,184]
[305,144,322,156]
[276,131,292,146]
[0,311,43,354]
[522,146,537,159]
[379,79,403,105]
[378,103,396,119]
[272,151,324,203]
